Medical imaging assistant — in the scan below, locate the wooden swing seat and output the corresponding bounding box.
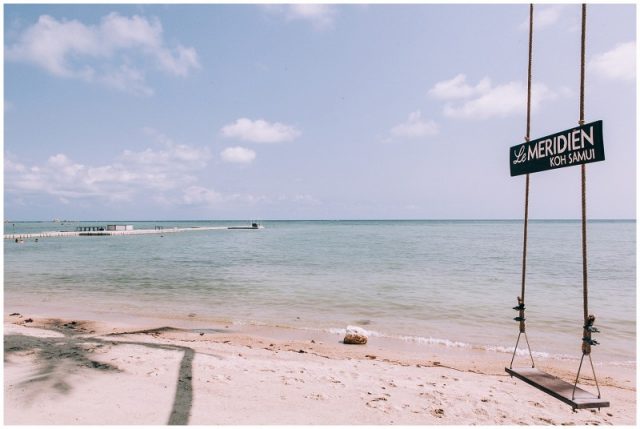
[505,367,609,409]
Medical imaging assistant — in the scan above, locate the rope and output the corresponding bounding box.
[521,2,534,312]
[573,3,602,400]
[579,3,589,326]
[511,4,535,369]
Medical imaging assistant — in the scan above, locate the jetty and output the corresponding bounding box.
[4,224,261,240]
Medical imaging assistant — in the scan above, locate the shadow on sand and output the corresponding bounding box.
[5,320,222,425]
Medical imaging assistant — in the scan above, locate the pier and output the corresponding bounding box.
[4,226,241,240]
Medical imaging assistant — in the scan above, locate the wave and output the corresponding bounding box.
[227,320,633,366]
[326,326,471,349]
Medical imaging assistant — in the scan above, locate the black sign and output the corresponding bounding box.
[510,120,604,176]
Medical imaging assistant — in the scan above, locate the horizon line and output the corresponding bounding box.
[4,218,636,223]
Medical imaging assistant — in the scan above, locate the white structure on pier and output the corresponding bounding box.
[107,225,134,231]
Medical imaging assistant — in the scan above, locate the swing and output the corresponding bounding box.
[505,4,609,410]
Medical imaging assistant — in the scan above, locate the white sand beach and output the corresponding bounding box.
[4,313,635,425]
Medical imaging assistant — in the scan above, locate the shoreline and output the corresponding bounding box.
[4,311,636,425]
[5,300,634,365]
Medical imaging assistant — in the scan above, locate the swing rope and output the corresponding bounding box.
[508,4,605,408]
[573,3,602,401]
[510,3,535,370]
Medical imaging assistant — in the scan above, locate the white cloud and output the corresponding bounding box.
[264,4,336,30]
[6,13,199,95]
[4,158,26,173]
[4,130,211,202]
[100,64,153,96]
[589,42,635,82]
[220,146,257,164]
[124,128,210,171]
[181,187,270,207]
[389,111,439,140]
[221,118,301,143]
[430,75,558,120]
[536,5,565,29]
[182,186,221,205]
[428,74,491,100]
[519,5,566,31]
[288,4,335,28]
[6,146,322,211]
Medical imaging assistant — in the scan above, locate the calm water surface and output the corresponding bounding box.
[4,220,635,363]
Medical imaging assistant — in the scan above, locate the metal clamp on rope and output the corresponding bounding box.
[514,296,526,333]
[582,314,597,355]
[584,314,596,328]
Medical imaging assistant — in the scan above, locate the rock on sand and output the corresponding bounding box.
[343,326,368,345]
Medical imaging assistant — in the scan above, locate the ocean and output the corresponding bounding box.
[3,220,635,365]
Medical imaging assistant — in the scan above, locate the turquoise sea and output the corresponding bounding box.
[3,220,635,364]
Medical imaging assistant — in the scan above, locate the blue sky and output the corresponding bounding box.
[3,3,636,220]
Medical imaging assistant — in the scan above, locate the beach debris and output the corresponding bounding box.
[199,332,204,336]
[24,318,33,323]
[432,408,445,418]
[9,313,20,317]
[343,325,368,345]
[297,349,306,354]
[310,339,316,344]
[188,313,196,318]
[365,354,377,359]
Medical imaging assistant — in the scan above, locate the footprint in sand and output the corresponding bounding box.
[304,393,327,401]
[474,407,489,418]
[418,391,436,400]
[326,376,344,386]
[366,396,393,413]
[430,408,445,418]
[280,376,305,386]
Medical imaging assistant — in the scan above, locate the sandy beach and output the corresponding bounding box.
[4,312,635,425]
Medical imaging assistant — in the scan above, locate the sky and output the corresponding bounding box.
[3,3,637,220]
